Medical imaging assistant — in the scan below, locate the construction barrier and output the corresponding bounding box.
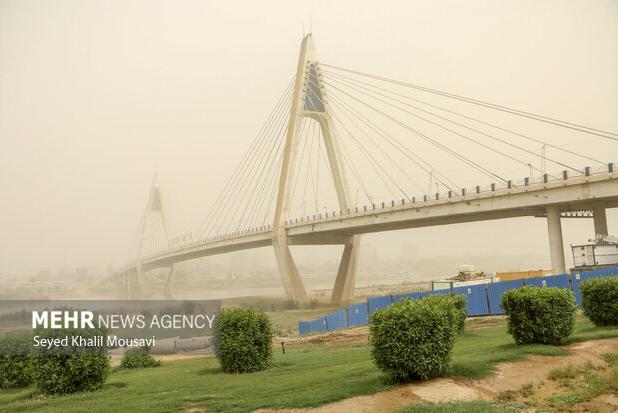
[538,273,570,289]
[392,291,423,302]
[570,271,598,306]
[486,279,525,315]
[453,284,489,316]
[391,294,405,303]
[298,267,618,335]
[347,302,369,327]
[523,276,549,287]
[367,295,393,317]
[585,267,618,277]
[298,320,313,336]
[419,289,450,298]
[325,309,348,331]
[310,317,328,334]
[402,291,422,300]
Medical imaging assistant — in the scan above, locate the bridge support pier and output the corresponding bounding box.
[121,272,129,292]
[593,202,608,238]
[331,235,359,305]
[128,265,144,298]
[546,206,566,274]
[273,231,308,302]
[163,265,175,297]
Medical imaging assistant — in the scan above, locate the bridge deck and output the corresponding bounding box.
[119,170,617,274]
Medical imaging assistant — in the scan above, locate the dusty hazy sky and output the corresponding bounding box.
[1,0,617,277]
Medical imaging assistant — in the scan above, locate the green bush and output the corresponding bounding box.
[448,293,467,333]
[0,332,34,389]
[502,286,575,345]
[580,277,618,326]
[33,325,110,394]
[120,346,161,369]
[214,308,273,373]
[370,297,457,382]
[420,294,467,334]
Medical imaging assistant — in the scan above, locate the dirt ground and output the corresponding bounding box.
[281,316,507,347]
[255,337,618,413]
[282,326,371,346]
[110,352,213,367]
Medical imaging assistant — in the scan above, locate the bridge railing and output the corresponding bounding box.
[285,163,615,227]
[298,266,618,336]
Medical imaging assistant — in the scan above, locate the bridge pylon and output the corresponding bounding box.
[132,174,174,298]
[272,34,359,305]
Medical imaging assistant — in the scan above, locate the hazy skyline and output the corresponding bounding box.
[1,0,617,278]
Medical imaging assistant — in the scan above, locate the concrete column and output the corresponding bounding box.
[330,235,360,305]
[592,202,608,238]
[163,265,175,297]
[273,230,308,302]
[546,206,566,274]
[128,267,144,298]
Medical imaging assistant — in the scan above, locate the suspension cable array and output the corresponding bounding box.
[160,60,617,247]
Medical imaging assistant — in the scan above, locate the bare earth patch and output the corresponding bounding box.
[283,317,508,347]
[478,339,617,394]
[255,338,618,413]
[284,327,371,347]
[110,352,213,367]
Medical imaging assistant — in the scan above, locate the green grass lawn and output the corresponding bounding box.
[0,318,616,413]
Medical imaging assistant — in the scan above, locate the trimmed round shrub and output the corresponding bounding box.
[33,325,110,394]
[580,277,618,326]
[214,308,273,373]
[0,332,34,389]
[120,346,161,369]
[370,297,457,382]
[447,293,467,333]
[502,286,575,345]
[421,294,467,334]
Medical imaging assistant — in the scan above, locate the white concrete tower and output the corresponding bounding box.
[133,174,174,297]
[272,34,360,304]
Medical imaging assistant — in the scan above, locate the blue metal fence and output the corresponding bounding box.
[298,320,312,336]
[487,279,524,315]
[390,294,405,303]
[419,289,450,298]
[347,302,369,327]
[570,271,597,305]
[311,317,328,333]
[325,309,348,331]
[367,295,392,317]
[402,291,422,300]
[298,268,618,335]
[543,274,570,289]
[523,276,549,287]
[453,284,489,316]
[392,291,422,302]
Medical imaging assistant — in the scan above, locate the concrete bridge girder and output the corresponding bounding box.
[122,177,618,288]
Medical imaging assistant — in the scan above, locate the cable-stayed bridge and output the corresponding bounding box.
[117,35,618,305]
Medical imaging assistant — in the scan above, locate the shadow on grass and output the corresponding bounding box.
[0,387,38,404]
[105,382,128,389]
[196,366,222,375]
[271,360,294,368]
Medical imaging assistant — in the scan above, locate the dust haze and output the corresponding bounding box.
[1,0,617,298]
